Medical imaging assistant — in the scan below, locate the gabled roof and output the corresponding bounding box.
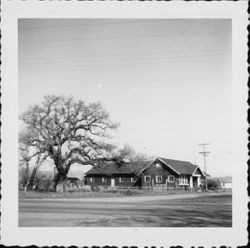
[159,157,200,175]
[201,170,210,177]
[85,162,136,176]
[139,157,201,176]
[128,160,153,174]
[67,163,93,179]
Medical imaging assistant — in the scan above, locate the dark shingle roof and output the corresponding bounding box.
[85,162,136,176]
[127,160,152,174]
[158,157,198,175]
[139,157,202,176]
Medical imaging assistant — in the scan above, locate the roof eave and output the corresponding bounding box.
[137,160,155,175]
[192,165,206,177]
[158,158,181,175]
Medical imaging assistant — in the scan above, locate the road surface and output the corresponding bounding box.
[19,192,232,227]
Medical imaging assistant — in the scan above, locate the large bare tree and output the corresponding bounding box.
[19,95,119,192]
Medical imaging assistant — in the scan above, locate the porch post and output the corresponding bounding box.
[189,176,193,188]
[197,176,201,187]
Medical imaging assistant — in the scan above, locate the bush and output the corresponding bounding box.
[91,185,100,192]
[207,178,221,191]
[33,174,54,191]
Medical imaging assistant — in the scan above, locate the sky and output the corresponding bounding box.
[18,19,232,177]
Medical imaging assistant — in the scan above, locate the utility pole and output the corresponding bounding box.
[199,143,210,191]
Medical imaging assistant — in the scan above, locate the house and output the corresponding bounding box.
[85,157,205,190]
[84,161,142,188]
[66,163,93,191]
[218,177,232,189]
[139,157,205,189]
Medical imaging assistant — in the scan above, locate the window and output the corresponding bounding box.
[131,177,137,182]
[168,176,175,182]
[119,177,124,182]
[155,163,161,168]
[156,175,162,183]
[179,175,188,185]
[90,177,94,182]
[144,175,151,182]
[102,177,106,183]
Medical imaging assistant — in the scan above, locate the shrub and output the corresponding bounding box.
[207,178,221,191]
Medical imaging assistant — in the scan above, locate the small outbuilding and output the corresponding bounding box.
[219,177,232,189]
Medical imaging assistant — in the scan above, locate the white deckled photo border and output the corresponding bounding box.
[1,1,248,247]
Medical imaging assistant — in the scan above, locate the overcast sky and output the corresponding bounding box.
[18,19,232,177]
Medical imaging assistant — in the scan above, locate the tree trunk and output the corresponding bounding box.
[53,171,67,192]
[27,167,38,190]
[53,158,71,192]
[55,178,66,193]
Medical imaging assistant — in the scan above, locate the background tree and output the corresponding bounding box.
[19,132,49,191]
[19,95,119,192]
[19,143,31,190]
[115,144,153,173]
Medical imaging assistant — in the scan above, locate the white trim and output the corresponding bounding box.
[179,175,189,185]
[144,175,151,183]
[101,177,106,183]
[192,165,205,177]
[131,176,137,182]
[89,177,94,182]
[158,158,180,175]
[111,178,115,187]
[168,175,175,182]
[138,160,155,174]
[189,175,193,188]
[119,177,124,183]
[155,175,162,183]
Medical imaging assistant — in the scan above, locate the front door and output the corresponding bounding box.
[193,177,198,187]
[111,178,115,187]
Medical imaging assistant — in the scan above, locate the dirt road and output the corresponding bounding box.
[19,192,232,227]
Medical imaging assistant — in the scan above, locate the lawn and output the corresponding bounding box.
[19,188,196,199]
[19,192,232,227]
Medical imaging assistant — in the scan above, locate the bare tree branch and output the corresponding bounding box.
[19,95,119,192]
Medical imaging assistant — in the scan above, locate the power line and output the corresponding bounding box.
[199,143,210,191]
[19,57,231,71]
[19,20,154,30]
[19,21,232,31]
[18,76,231,89]
[20,58,231,68]
[19,49,230,62]
[20,52,230,65]
[19,31,230,44]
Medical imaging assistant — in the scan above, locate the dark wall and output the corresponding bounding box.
[85,174,138,187]
[85,175,111,186]
[142,159,178,187]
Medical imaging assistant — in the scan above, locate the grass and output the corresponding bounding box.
[19,188,199,199]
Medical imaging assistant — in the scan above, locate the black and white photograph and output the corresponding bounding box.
[1,1,248,247]
[18,18,233,228]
